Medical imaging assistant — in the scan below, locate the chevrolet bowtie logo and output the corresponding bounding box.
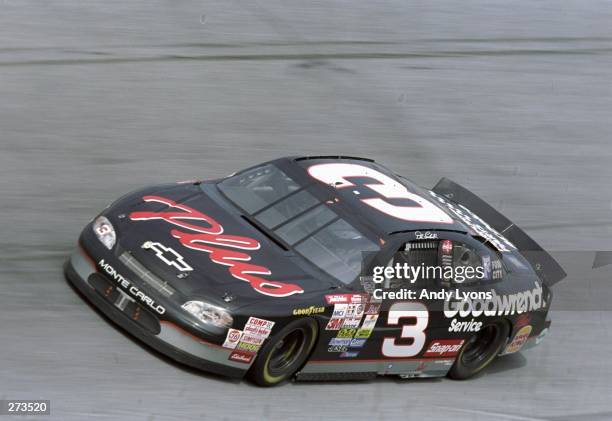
[142,241,193,272]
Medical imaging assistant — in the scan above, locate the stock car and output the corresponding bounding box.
[64,156,565,386]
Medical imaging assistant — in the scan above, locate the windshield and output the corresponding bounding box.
[217,164,380,284]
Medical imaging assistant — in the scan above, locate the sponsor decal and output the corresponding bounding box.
[492,259,503,280]
[348,304,365,318]
[423,339,465,357]
[329,338,351,347]
[504,325,533,354]
[325,294,348,304]
[360,314,379,330]
[324,293,367,305]
[325,318,344,331]
[129,196,304,297]
[246,317,275,330]
[236,341,260,352]
[448,318,482,333]
[228,350,256,364]
[444,282,543,318]
[482,255,491,278]
[353,302,379,339]
[341,304,364,328]
[292,305,325,316]
[222,329,242,349]
[227,317,274,362]
[483,256,503,281]
[337,328,357,339]
[355,328,374,339]
[326,303,354,330]
[349,338,367,348]
[339,351,360,358]
[355,314,378,339]
[341,317,362,328]
[328,345,349,353]
[98,259,166,315]
[243,317,275,337]
[441,239,453,255]
[429,190,516,252]
[364,303,381,315]
[239,333,265,346]
[142,241,193,272]
[332,304,348,318]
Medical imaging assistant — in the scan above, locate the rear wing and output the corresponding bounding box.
[432,178,566,287]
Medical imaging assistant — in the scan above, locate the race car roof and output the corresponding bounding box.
[276,156,470,237]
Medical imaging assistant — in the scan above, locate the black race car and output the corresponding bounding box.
[65,156,565,386]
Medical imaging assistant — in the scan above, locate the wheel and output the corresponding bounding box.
[448,321,510,380]
[248,317,318,387]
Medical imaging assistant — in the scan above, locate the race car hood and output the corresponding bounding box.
[111,183,334,311]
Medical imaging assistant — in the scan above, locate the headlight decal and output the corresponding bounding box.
[93,216,116,250]
[181,300,233,328]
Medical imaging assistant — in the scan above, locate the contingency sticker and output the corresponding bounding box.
[228,317,275,364]
[325,289,382,358]
[222,329,243,349]
[325,303,348,330]
[327,291,383,357]
[324,293,368,305]
[504,325,533,354]
[355,314,379,339]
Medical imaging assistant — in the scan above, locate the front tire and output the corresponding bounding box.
[448,321,510,380]
[248,318,318,387]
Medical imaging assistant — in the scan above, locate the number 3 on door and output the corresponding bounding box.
[382,302,429,358]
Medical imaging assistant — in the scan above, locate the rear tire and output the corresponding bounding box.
[448,321,510,380]
[248,318,318,387]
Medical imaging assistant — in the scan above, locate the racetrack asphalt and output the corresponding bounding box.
[1,1,612,420]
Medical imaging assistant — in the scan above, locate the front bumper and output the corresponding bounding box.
[64,247,248,379]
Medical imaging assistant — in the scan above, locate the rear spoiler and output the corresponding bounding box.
[432,178,566,287]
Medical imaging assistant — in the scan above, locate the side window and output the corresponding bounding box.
[440,239,504,284]
[386,240,442,288]
[389,237,504,285]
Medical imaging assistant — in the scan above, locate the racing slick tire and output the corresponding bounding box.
[448,320,510,380]
[248,317,318,387]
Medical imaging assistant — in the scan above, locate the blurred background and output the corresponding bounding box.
[1,1,611,420]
